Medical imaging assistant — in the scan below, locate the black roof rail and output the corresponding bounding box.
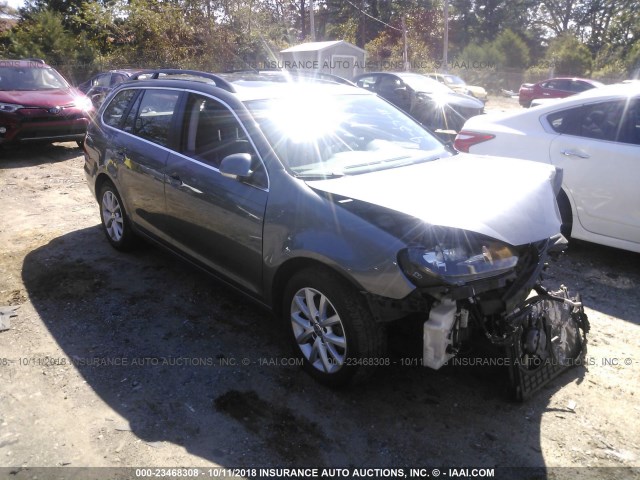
[129,69,236,93]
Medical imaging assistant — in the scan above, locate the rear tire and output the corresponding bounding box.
[98,181,137,251]
[283,268,387,386]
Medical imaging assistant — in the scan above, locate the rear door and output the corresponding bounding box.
[102,87,182,238]
[547,97,640,243]
[164,92,268,295]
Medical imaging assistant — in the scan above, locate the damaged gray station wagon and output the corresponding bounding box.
[84,70,589,399]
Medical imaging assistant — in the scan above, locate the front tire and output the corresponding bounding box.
[557,190,573,238]
[283,268,387,386]
[99,181,136,251]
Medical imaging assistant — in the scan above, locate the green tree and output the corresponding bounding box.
[493,29,529,69]
[4,9,93,78]
[626,42,640,76]
[546,33,592,76]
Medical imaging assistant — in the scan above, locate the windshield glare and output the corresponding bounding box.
[0,66,69,91]
[247,93,448,177]
[398,74,453,95]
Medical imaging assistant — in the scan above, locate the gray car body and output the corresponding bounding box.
[84,78,562,320]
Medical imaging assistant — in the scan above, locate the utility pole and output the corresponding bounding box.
[402,16,409,71]
[360,0,366,47]
[443,0,449,72]
[309,0,315,41]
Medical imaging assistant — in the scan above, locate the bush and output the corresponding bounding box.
[545,34,592,77]
[592,60,627,83]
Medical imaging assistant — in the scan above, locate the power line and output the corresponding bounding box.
[343,0,403,32]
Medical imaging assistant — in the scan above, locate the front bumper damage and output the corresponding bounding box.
[506,285,590,401]
[422,285,589,401]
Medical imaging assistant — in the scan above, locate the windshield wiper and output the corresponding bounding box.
[343,155,410,170]
[295,172,345,180]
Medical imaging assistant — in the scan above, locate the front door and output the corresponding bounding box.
[164,93,268,295]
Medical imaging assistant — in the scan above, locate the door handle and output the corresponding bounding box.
[167,173,203,194]
[167,173,181,185]
[561,150,590,159]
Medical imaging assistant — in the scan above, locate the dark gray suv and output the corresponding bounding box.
[84,70,588,398]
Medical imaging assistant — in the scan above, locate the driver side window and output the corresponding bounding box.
[181,94,267,188]
[377,76,403,94]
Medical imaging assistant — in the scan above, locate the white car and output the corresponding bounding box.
[454,83,640,253]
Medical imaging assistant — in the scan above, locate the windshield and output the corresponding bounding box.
[397,74,453,94]
[0,66,69,91]
[247,93,448,178]
[444,75,466,86]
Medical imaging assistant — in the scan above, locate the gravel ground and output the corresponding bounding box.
[0,142,638,480]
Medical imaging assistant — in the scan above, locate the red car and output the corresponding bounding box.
[518,77,603,107]
[0,59,93,146]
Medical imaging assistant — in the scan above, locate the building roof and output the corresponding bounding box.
[281,40,365,54]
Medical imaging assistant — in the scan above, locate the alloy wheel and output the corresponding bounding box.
[101,190,124,242]
[290,287,347,374]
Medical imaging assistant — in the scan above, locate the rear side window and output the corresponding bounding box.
[547,100,625,142]
[133,90,181,146]
[102,88,181,147]
[102,89,137,128]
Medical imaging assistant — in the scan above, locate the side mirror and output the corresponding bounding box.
[219,153,252,180]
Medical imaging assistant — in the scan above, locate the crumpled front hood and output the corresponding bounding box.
[306,154,561,246]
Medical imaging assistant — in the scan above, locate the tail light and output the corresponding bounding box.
[453,131,495,153]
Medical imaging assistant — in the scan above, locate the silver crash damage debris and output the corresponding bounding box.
[422,285,590,401]
[506,285,590,401]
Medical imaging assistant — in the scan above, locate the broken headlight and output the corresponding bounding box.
[398,234,519,287]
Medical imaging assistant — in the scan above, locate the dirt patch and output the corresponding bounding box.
[0,289,27,306]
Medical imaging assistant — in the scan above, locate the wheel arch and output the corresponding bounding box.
[94,172,115,201]
[556,187,574,237]
[269,257,364,320]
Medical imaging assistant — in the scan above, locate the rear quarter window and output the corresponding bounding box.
[102,89,138,128]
